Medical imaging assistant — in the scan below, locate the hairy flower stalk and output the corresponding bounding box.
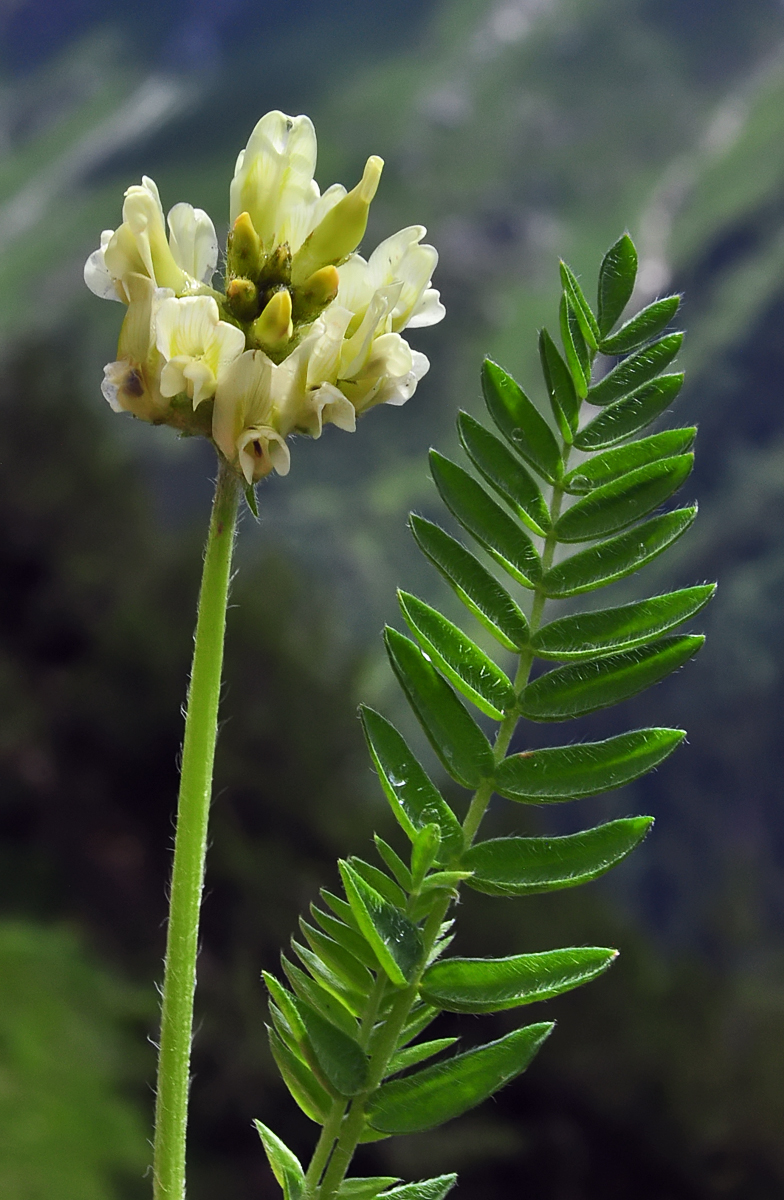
[85,110,443,1200]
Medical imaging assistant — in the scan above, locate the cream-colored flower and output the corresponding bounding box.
[212,350,291,483]
[337,226,445,335]
[100,274,172,420]
[85,109,444,469]
[85,177,217,302]
[230,109,383,283]
[155,296,246,407]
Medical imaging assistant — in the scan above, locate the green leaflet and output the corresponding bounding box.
[493,728,685,801]
[298,919,374,995]
[563,428,696,492]
[384,627,494,788]
[410,824,443,887]
[267,1026,331,1123]
[335,1178,401,1199]
[386,1037,460,1076]
[480,358,563,482]
[553,454,694,543]
[254,1122,305,1200]
[542,507,697,597]
[366,1024,553,1134]
[519,636,704,721]
[292,939,366,1015]
[294,998,369,1096]
[320,889,362,933]
[596,234,637,336]
[348,858,408,909]
[462,818,654,896]
[359,707,464,858]
[598,294,680,355]
[381,1177,458,1200]
[586,333,683,407]
[396,1004,441,1049]
[398,590,516,719]
[282,956,361,1031]
[540,326,580,438]
[559,296,591,399]
[532,586,716,660]
[409,516,529,650]
[574,374,684,450]
[420,947,617,1013]
[375,836,414,892]
[429,451,542,587]
[457,411,551,535]
[559,260,600,350]
[339,861,423,988]
[310,904,380,972]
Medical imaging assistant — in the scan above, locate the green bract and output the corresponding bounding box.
[257,236,712,1200]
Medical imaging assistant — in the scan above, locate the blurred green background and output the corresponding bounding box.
[2,0,784,1196]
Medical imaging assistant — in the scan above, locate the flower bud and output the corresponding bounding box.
[226,277,259,322]
[227,212,263,280]
[290,156,383,286]
[251,289,293,352]
[291,264,340,325]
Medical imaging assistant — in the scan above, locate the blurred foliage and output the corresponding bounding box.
[0,919,149,1200]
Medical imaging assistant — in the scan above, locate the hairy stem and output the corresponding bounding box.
[153,460,240,1200]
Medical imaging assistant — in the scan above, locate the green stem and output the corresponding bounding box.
[152,459,240,1200]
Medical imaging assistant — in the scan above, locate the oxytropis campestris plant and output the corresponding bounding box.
[85,110,711,1200]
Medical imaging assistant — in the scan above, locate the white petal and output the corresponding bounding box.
[237,424,291,483]
[336,254,374,318]
[85,248,122,301]
[213,350,275,465]
[366,226,425,289]
[230,110,318,248]
[339,284,402,380]
[167,203,218,283]
[406,287,446,328]
[101,361,128,411]
[160,357,189,398]
[183,359,217,407]
[155,295,220,360]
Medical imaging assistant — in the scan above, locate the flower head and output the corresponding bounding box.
[86,111,444,483]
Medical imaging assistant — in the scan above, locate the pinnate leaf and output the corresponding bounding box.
[542,507,696,597]
[409,516,529,649]
[462,818,654,896]
[385,627,494,788]
[420,947,617,1013]
[481,359,562,483]
[494,727,685,800]
[366,1024,553,1133]
[532,586,715,661]
[519,636,703,721]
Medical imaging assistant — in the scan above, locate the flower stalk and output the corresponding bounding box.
[152,459,240,1200]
